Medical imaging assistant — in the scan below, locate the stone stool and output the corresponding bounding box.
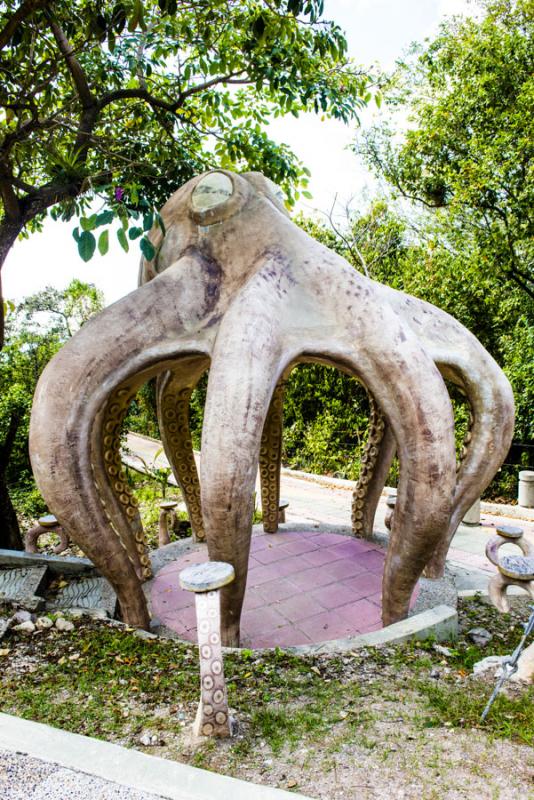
[25,514,70,555]
[278,499,289,524]
[179,561,235,738]
[462,497,481,526]
[486,525,534,613]
[384,494,396,531]
[158,500,178,547]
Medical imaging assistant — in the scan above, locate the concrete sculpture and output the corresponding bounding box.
[29,169,514,646]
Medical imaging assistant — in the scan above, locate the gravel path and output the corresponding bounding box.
[0,749,165,800]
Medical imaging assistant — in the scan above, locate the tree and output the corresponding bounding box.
[17,278,104,338]
[0,0,375,342]
[356,0,534,299]
[0,279,104,547]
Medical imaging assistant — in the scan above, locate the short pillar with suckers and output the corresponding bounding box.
[179,561,236,738]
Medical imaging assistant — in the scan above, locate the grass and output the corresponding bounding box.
[1,596,533,768]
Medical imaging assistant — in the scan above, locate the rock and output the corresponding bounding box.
[430,669,440,679]
[467,627,493,647]
[139,732,159,747]
[13,610,32,624]
[55,618,74,632]
[13,620,35,634]
[472,655,506,677]
[512,640,534,683]
[433,644,453,657]
[36,616,53,629]
[0,616,14,641]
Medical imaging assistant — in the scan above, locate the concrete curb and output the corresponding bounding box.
[279,604,458,655]
[0,714,313,800]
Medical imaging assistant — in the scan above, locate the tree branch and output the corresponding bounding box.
[0,174,21,221]
[0,0,49,51]
[46,15,94,109]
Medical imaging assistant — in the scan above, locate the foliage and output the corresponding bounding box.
[0,280,104,522]
[356,0,534,299]
[16,278,104,338]
[0,0,375,279]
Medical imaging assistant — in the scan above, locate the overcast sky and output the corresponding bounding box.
[3,0,476,306]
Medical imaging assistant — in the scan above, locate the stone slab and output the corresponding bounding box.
[0,566,48,607]
[499,554,534,580]
[51,577,117,617]
[179,561,235,592]
[0,549,95,576]
[0,713,313,800]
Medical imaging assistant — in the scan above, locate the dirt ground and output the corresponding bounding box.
[1,597,533,800]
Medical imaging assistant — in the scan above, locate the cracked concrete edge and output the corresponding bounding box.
[0,549,95,575]
[0,713,313,800]
[248,605,459,657]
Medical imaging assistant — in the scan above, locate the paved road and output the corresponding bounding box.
[125,432,534,577]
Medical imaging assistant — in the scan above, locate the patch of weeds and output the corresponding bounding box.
[190,739,216,769]
[250,702,331,754]
[417,678,534,746]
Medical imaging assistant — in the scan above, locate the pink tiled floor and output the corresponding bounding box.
[150,530,420,649]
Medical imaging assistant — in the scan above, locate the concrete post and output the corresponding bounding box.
[518,471,534,508]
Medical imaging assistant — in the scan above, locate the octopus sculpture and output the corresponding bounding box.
[29,170,514,646]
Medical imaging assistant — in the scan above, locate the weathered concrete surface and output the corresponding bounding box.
[0,549,95,575]
[52,576,118,617]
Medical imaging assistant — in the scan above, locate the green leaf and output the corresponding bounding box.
[80,214,97,232]
[96,210,114,227]
[72,227,80,243]
[78,231,96,262]
[140,237,156,261]
[128,226,143,240]
[98,229,109,256]
[143,212,154,232]
[117,227,129,253]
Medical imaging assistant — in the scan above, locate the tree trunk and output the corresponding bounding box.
[0,220,25,550]
[0,408,24,550]
[0,469,23,549]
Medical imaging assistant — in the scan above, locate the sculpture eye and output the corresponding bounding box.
[191,172,233,212]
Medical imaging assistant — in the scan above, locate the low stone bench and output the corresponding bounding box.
[278,499,289,524]
[179,561,235,738]
[158,501,178,547]
[486,525,534,613]
[25,515,70,556]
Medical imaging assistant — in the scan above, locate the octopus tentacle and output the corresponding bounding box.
[93,384,151,581]
[351,394,391,539]
[200,264,288,646]
[156,359,209,542]
[352,412,397,540]
[30,260,215,627]
[425,358,514,577]
[259,369,291,534]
